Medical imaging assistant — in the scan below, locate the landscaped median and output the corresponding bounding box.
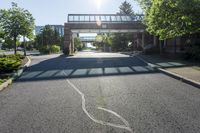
[0,54,31,91]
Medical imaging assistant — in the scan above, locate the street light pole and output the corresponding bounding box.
[40,29,43,46]
[23,36,26,56]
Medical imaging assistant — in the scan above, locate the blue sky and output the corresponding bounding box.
[0,0,142,26]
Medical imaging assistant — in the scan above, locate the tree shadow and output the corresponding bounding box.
[16,55,158,82]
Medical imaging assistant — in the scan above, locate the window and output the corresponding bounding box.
[74,16,79,21]
[111,16,116,21]
[105,16,110,21]
[85,16,90,21]
[69,16,74,21]
[100,16,106,21]
[90,16,95,21]
[80,16,84,21]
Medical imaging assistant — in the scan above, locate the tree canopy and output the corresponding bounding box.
[136,0,200,40]
[35,25,62,47]
[135,0,152,11]
[0,2,35,54]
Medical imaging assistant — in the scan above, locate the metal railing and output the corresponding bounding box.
[68,14,144,23]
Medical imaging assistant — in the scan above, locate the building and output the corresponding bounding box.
[35,25,64,36]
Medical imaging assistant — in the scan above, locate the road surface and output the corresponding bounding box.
[0,51,200,133]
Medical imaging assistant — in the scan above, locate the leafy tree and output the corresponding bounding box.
[0,2,35,54]
[145,0,200,40]
[0,27,5,44]
[111,1,135,51]
[35,25,61,46]
[74,37,83,51]
[135,0,152,11]
[34,25,62,53]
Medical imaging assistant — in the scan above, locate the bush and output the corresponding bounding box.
[0,54,25,61]
[49,45,60,53]
[184,44,200,61]
[0,57,21,73]
[39,45,60,54]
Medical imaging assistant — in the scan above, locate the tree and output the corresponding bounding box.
[20,8,35,56]
[145,0,200,40]
[119,1,134,15]
[74,37,83,51]
[0,2,35,54]
[34,25,62,52]
[111,1,135,51]
[135,0,152,11]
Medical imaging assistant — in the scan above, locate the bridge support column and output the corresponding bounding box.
[64,24,73,55]
[142,32,146,53]
[142,32,145,48]
[71,36,74,53]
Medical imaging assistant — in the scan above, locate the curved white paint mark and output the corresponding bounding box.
[63,71,133,133]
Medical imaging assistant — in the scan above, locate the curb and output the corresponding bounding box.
[0,56,31,91]
[136,55,200,89]
[158,68,200,89]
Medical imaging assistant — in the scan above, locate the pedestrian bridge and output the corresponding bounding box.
[64,14,147,54]
[80,36,96,42]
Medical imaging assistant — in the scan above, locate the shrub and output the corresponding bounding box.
[0,57,21,73]
[49,45,60,53]
[184,44,200,61]
[39,45,60,54]
[0,54,23,74]
[38,46,50,54]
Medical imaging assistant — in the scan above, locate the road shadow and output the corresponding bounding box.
[16,55,158,82]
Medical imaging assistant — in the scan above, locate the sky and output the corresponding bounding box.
[0,0,142,26]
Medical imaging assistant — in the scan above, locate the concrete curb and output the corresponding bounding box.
[0,56,31,91]
[136,55,200,89]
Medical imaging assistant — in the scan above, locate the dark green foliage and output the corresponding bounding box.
[0,54,23,73]
[35,25,62,47]
[39,45,60,54]
[74,37,83,51]
[49,45,60,53]
[185,43,200,61]
[119,1,134,15]
[109,1,135,52]
[143,0,200,40]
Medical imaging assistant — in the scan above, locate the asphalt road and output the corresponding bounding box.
[0,51,200,133]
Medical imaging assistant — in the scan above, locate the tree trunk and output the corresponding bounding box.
[159,40,162,54]
[174,37,177,54]
[14,36,17,55]
[23,36,26,56]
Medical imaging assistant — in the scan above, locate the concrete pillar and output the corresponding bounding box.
[71,36,74,54]
[64,23,72,55]
[142,32,145,48]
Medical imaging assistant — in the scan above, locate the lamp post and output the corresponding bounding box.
[23,36,27,56]
[40,29,43,46]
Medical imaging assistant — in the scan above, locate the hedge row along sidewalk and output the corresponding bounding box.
[0,55,31,91]
[136,54,200,88]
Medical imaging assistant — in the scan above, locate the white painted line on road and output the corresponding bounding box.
[62,71,133,133]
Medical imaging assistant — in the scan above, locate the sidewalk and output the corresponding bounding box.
[137,54,200,88]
